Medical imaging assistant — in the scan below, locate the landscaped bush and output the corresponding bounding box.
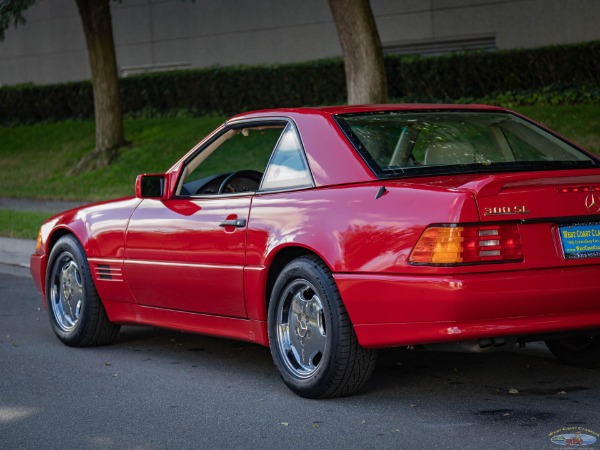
[0,81,93,123]
[1,40,600,124]
[386,41,600,99]
[119,59,345,117]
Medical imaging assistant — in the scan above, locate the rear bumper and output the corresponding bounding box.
[335,265,600,348]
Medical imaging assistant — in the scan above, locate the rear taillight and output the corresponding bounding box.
[409,223,523,265]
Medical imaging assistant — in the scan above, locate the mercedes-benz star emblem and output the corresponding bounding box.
[585,193,600,213]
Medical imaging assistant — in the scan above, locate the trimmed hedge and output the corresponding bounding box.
[0,81,93,123]
[120,59,345,117]
[387,41,600,99]
[2,40,600,123]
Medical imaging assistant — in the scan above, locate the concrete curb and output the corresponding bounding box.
[0,237,35,268]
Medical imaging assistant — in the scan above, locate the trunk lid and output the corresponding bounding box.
[397,168,600,221]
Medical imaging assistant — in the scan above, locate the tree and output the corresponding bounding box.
[328,0,388,105]
[0,0,125,173]
[72,0,125,174]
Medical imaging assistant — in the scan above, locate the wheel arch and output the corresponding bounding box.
[47,227,79,255]
[41,225,92,298]
[264,245,335,319]
[41,212,91,258]
[44,228,89,289]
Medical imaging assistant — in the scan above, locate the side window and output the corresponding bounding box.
[177,125,284,196]
[260,124,313,191]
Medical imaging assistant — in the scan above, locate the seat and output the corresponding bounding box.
[424,141,476,165]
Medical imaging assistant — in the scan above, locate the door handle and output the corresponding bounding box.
[219,218,247,228]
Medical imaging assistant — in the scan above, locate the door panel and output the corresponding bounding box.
[124,196,251,317]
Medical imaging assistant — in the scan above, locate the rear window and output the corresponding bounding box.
[335,111,598,178]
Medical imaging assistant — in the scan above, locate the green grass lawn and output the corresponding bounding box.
[0,115,224,201]
[516,104,600,153]
[0,210,54,239]
[1,104,600,239]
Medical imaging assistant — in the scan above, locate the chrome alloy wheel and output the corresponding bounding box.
[276,279,327,378]
[49,252,84,332]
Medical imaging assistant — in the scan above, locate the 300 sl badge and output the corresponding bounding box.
[484,205,531,216]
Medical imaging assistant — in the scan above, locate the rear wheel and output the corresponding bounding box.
[268,255,377,398]
[545,336,600,368]
[46,235,120,347]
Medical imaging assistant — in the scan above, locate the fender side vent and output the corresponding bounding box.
[97,264,113,280]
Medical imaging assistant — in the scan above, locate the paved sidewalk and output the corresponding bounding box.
[0,197,84,214]
[0,237,35,268]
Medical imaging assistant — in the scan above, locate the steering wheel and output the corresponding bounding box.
[217,170,263,194]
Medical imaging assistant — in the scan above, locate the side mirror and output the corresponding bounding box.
[135,174,169,199]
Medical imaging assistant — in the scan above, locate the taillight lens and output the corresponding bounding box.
[409,223,523,265]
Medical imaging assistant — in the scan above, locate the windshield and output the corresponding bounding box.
[335,111,598,178]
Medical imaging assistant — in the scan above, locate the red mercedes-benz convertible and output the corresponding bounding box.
[31,105,600,398]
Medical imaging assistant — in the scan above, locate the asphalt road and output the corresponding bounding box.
[2,265,600,449]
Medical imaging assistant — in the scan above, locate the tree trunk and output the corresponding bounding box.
[71,0,124,174]
[328,0,388,105]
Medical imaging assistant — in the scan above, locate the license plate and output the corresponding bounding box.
[559,223,600,259]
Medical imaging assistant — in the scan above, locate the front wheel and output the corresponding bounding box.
[268,255,377,398]
[46,235,120,347]
[545,336,600,368]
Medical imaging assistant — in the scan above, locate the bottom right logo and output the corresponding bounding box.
[549,428,599,447]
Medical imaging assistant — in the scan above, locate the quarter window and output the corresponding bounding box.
[260,124,312,191]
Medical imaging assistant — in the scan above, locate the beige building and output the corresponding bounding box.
[1,0,599,86]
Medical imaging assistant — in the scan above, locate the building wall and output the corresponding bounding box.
[0,0,599,86]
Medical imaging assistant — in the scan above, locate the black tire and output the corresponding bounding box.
[268,255,377,398]
[46,235,120,347]
[545,336,600,368]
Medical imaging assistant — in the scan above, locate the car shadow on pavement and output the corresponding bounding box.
[110,325,275,377]
[112,325,600,405]
[359,344,600,428]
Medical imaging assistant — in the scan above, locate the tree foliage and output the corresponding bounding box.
[0,0,36,40]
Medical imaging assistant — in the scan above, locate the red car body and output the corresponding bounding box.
[30,104,600,397]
